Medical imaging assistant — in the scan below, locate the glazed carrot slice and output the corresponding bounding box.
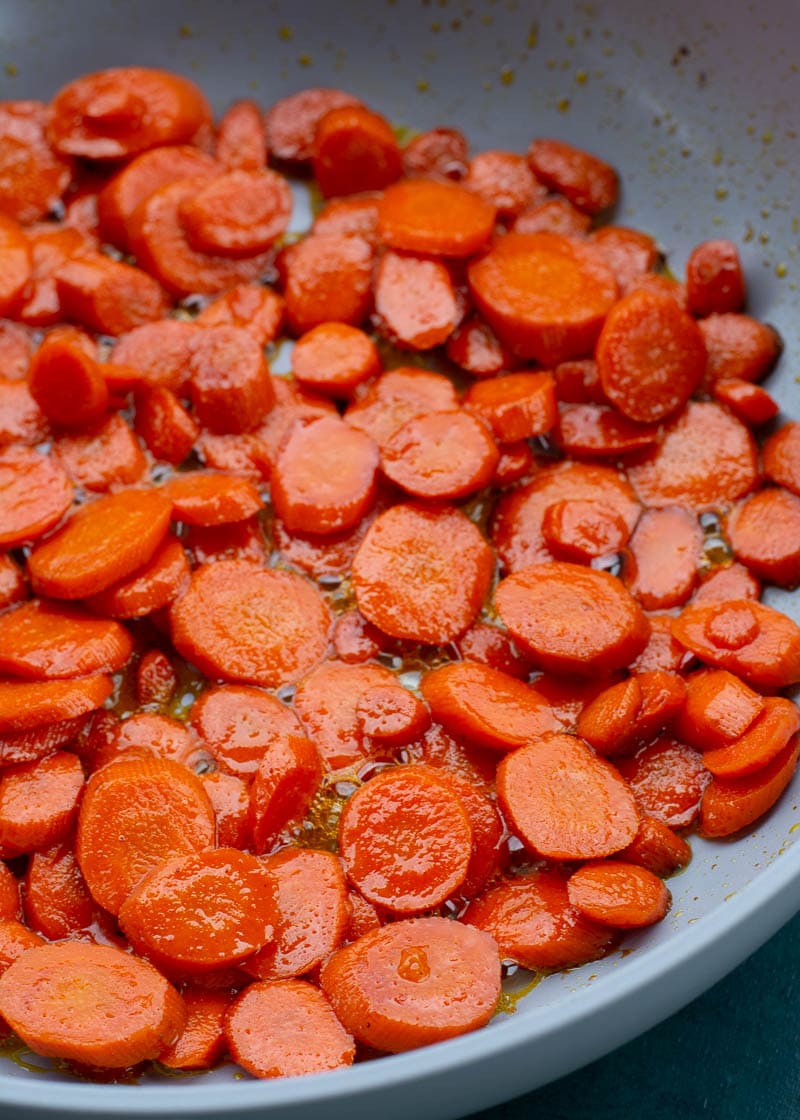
[345,366,459,450]
[615,737,710,829]
[339,766,472,912]
[0,919,44,974]
[53,413,146,492]
[590,225,658,293]
[377,178,495,257]
[56,252,167,336]
[135,649,177,709]
[265,87,361,164]
[727,488,800,587]
[627,506,703,609]
[76,756,215,915]
[596,288,706,422]
[414,722,498,790]
[629,670,687,745]
[281,233,374,334]
[554,359,606,405]
[464,371,557,442]
[196,284,285,346]
[493,440,535,487]
[0,940,186,1067]
[465,869,616,969]
[112,319,198,393]
[313,104,402,197]
[28,488,172,600]
[292,322,380,398]
[421,661,560,752]
[711,379,778,427]
[293,660,396,771]
[28,331,109,428]
[189,684,304,778]
[702,698,800,779]
[374,250,460,350]
[0,751,84,856]
[496,561,649,676]
[0,714,82,768]
[700,740,799,838]
[320,916,500,1053]
[0,861,20,922]
[226,978,355,1078]
[249,732,322,853]
[0,447,72,549]
[567,862,670,929]
[170,560,331,689]
[0,677,112,736]
[216,99,266,170]
[402,127,469,180]
[189,325,274,435]
[23,842,93,940]
[244,849,349,980]
[163,472,263,527]
[513,196,592,237]
[629,401,759,511]
[22,224,92,327]
[356,684,431,749]
[526,138,618,214]
[332,610,382,665]
[556,403,659,459]
[0,600,131,680]
[671,599,800,689]
[109,713,196,767]
[468,231,618,364]
[0,215,31,317]
[0,101,73,224]
[617,816,692,878]
[576,677,643,756]
[343,890,381,942]
[179,170,292,257]
[84,535,189,620]
[272,415,379,534]
[686,239,745,316]
[184,518,268,568]
[381,410,499,500]
[135,386,199,464]
[0,379,48,449]
[445,314,517,378]
[763,422,800,496]
[313,193,381,243]
[0,555,25,613]
[463,150,544,219]
[455,622,531,680]
[202,771,250,849]
[256,374,336,466]
[700,313,781,385]
[542,498,631,561]
[352,503,493,644]
[693,562,761,604]
[159,987,233,1071]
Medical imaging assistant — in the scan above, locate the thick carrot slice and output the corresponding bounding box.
[0,214,31,317]
[179,169,291,257]
[313,193,381,243]
[373,250,460,350]
[445,314,518,378]
[0,446,73,549]
[421,661,560,752]
[281,233,374,334]
[402,127,469,180]
[464,371,557,442]
[0,379,48,450]
[671,599,800,689]
[84,535,189,620]
[727,488,800,587]
[53,413,146,492]
[244,849,349,980]
[312,105,402,197]
[616,816,692,878]
[332,610,382,665]
[702,698,800,779]
[265,87,361,164]
[464,150,544,220]
[526,138,618,214]
[674,668,765,752]
[0,677,112,735]
[292,322,380,398]
[226,978,354,1078]
[159,987,233,1071]
[0,101,73,224]
[255,375,336,467]
[135,649,177,709]
[556,403,659,459]
[693,562,761,604]
[567,862,670,929]
[352,503,493,644]
[339,766,472,912]
[345,366,458,450]
[190,684,304,778]
[498,734,639,859]
[56,252,167,336]
[112,319,198,393]
[0,941,186,1067]
[700,313,781,385]
[170,560,331,689]
[293,660,396,771]
[465,869,616,969]
[202,770,250,850]
[28,331,109,428]
[0,751,84,856]
[627,506,703,609]
[496,561,649,676]
[381,410,498,500]
[23,842,94,940]
[356,684,431,749]
[135,386,199,464]
[76,756,215,915]
[591,225,658,294]
[28,488,172,600]
[628,401,759,511]
[196,284,285,346]
[712,379,778,427]
[0,555,25,613]
[468,231,618,364]
[188,324,274,435]
[320,916,500,1053]
[456,622,531,680]
[596,289,706,423]
[513,196,592,237]
[0,600,132,680]
[686,239,745,316]
[20,224,99,327]
[249,732,322,853]
[763,422,800,496]
[576,677,643,756]
[615,737,710,829]
[542,498,631,561]
[700,740,799,838]
[163,472,263,527]
[216,99,266,170]
[377,178,495,257]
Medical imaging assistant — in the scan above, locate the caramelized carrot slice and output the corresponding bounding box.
[0,918,44,973]
[189,324,274,434]
[402,127,469,180]
[0,751,84,856]
[0,320,32,380]
[763,422,800,496]
[312,105,402,197]
[0,101,73,224]
[576,677,643,756]
[0,677,112,736]
[202,770,250,849]
[0,446,73,549]
[674,668,765,752]
[0,600,131,680]
[700,740,799,838]
[702,698,800,779]
[292,322,380,398]
[112,319,198,393]
[616,816,692,878]
[265,87,361,164]
[556,403,659,459]
[179,169,291,256]
[189,684,305,778]
[542,498,631,561]
[445,314,518,378]
[281,233,374,334]
[293,660,396,771]
[554,358,606,404]
[216,99,266,170]
[513,196,592,236]
[700,313,781,385]
[356,684,431,749]
[28,331,109,428]
[0,215,32,317]
[455,622,532,680]
[163,472,263,527]
[56,252,167,336]
[134,386,199,465]
[248,732,322,854]
[693,562,761,604]
[53,413,146,492]
[727,488,800,587]
[24,842,93,939]
[464,371,557,442]
[196,283,285,346]
[184,519,267,568]
[313,193,381,243]
[616,737,710,829]
[463,150,544,219]
[0,379,48,450]
[0,555,25,613]
[159,987,233,1071]
[332,610,383,665]
[590,225,658,293]
[377,178,495,257]
[627,506,703,609]
[567,862,670,929]
[686,239,745,316]
[381,410,499,500]
[527,138,618,214]
[135,649,177,709]
[345,366,458,450]
[374,250,460,350]
[711,379,778,427]
[84,535,189,620]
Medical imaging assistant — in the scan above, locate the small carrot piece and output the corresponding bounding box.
[0,320,32,381]
[627,506,703,609]
[590,225,658,293]
[188,324,274,435]
[266,87,361,163]
[402,127,469,181]
[332,610,382,664]
[135,649,177,709]
[0,379,48,450]
[463,150,543,220]
[189,684,304,778]
[293,660,396,771]
[0,751,84,856]
[345,366,458,450]
[374,250,460,350]
[28,331,109,429]
[179,169,292,257]
[629,670,687,744]
[0,555,25,613]
[513,196,592,237]
[693,563,761,604]
[163,472,263,527]
[700,313,781,385]
[0,918,44,973]
[556,403,659,460]
[184,518,267,568]
[711,379,778,427]
[0,214,32,317]
[726,488,800,588]
[53,413,146,492]
[445,315,518,378]
[576,677,643,756]
[112,318,198,393]
[56,252,167,337]
[0,446,73,549]
[0,676,112,735]
[134,386,199,465]
[281,233,374,334]
[381,410,498,500]
[84,534,190,620]
[312,104,401,197]
[0,861,20,921]
[686,239,745,317]
[464,371,557,442]
[542,498,631,562]
[700,740,800,838]
[377,178,495,257]
[356,684,430,750]
[567,862,670,929]
[526,138,618,214]
[196,283,285,347]
[313,193,381,243]
[554,358,608,405]
[0,600,132,680]
[292,322,380,398]
[216,99,266,170]
[202,770,250,850]
[23,842,94,940]
[616,816,692,878]
[109,713,195,767]
[615,737,710,829]
[248,732,322,854]
[159,987,233,1071]
[763,422,800,496]
[702,697,800,779]
[456,622,531,680]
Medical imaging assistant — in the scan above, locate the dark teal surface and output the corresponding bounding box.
[474,912,800,1120]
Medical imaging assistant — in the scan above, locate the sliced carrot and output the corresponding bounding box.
[281,233,374,334]
[567,862,670,929]
[112,319,198,393]
[196,283,285,346]
[700,740,799,838]
[616,816,692,878]
[320,916,500,1053]
[273,515,372,581]
[0,600,131,680]
[0,918,44,973]
[629,670,687,745]
[445,314,518,378]
[0,379,48,449]
[555,358,609,405]
[184,518,268,568]
[576,677,643,756]
[189,325,274,435]
[496,561,649,676]
[615,737,710,829]
[464,371,557,443]
[76,755,215,915]
[53,413,146,492]
[170,560,331,689]
[312,105,401,197]
[627,506,703,609]
[0,320,32,380]
[23,842,94,940]
[292,322,380,398]
[356,684,431,749]
[84,535,189,620]
[195,432,271,483]
[0,751,84,856]
[686,239,745,316]
[256,374,336,466]
[0,555,25,613]
[216,99,266,170]
[468,231,618,364]
[293,660,396,771]
[700,312,781,385]
[0,676,112,736]
[248,732,322,853]
[159,987,233,1071]
[19,225,93,327]
[464,150,543,220]
[374,250,460,350]
[727,488,800,587]
[0,861,20,922]
[465,869,616,969]
[202,770,251,849]
[244,848,349,980]
[163,472,263,527]
[513,196,592,237]
[179,170,292,257]
[0,101,73,224]
[28,331,109,428]
[402,127,469,180]
[702,698,800,779]
[628,272,689,308]
[542,497,631,562]
[711,379,778,427]
[377,178,495,257]
[455,622,531,680]
[381,410,498,500]
[590,225,658,293]
[345,366,459,450]
[56,252,167,336]
[526,137,618,214]
[0,446,73,549]
[264,87,361,164]
[693,562,761,604]
[313,193,381,243]
[344,890,381,942]
[596,288,706,422]
[109,713,196,767]
[556,403,659,459]
[332,610,383,664]
[134,386,199,464]
[0,214,31,317]
[225,978,354,1078]
[135,649,177,709]
[352,503,493,644]
[537,669,619,729]
[763,422,800,496]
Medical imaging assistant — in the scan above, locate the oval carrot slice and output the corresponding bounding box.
[163,471,263,527]
[170,560,331,689]
[0,918,44,974]
[345,366,459,450]
[627,506,703,609]
[0,676,112,735]
[189,324,274,435]
[674,668,765,751]
[686,239,745,317]
[53,412,147,492]
[373,250,460,351]
[464,371,557,442]
[189,684,304,778]
[567,862,670,929]
[179,169,291,257]
[0,101,73,225]
[293,660,396,771]
[312,105,402,197]
[0,941,186,1067]
[313,193,381,243]
[616,816,692,878]
[0,378,48,450]
[159,987,233,1071]
[693,562,761,605]
[135,649,177,709]
[281,233,374,334]
[112,319,198,393]
[763,422,800,496]
[700,312,781,386]
[513,196,592,237]
[542,498,631,562]
[216,99,266,170]
[464,150,543,219]
[0,319,32,381]
[497,733,639,859]
[133,386,198,466]
[356,684,431,749]
[0,751,84,856]
[526,138,618,214]
[700,740,799,838]
[0,600,132,680]
[24,842,93,940]
[292,322,380,398]
[248,732,322,854]
[590,225,658,294]
[265,87,361,164]
[555,403,659,460]
[28,488,173,600]
[402,127,469,181]
[726,487,800,588]
[320,915,500,1053]
[0,716,83,769]
[712,379,778,428]
[83,534,189,620]
[201,771,250,850]
[332,610,382,665]
[0,446,73,549]
[107,712,195,767]
[352,503,493,644]
[702,698,800,780]
[28,331,109,428]
[576,677,643,756]
[445,314,517,379]
[381,410,499,500]
[615,737,710,829]
[56,252,168,337]
[377,178,495,257]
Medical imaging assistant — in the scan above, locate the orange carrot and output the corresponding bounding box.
[0,446,73,549]
[312,105,401,197]
[445,314,518,378]
[0,600,132,680]
[0,379,49,450]
[567,861,670,928]
[700,740,799,838]
[184,519,267,568]
[526,138,618,214]
[56,252,167,336]
[541,497,631,561]
[726,488,800,587]
[763,422,800,496]
[356,684,431,750]
[377,178,495,257]
[373,250,460,350]
[556,403,659,459]
[464,371,557,442]
[23,842,94,940]
[0,918,44,973]
[281,233,374,334]
[215,99,266,170]
[134,386,199,465]
[702,698,800,779]
[201,770,251,850]
[0,555,25,613]
[455,622,531,680]
[0,101,73,224]
[576,677,643,756]
[112,319,198,393]
[292,322,381,398]
[332,610,383,665]
[159,987,233,1071]
[381,410,498,500]
[686,239,745,316]
[313,193,381,243]
[109,713,196,767]
[135,649,177,709]
[0,320,32,380]
[0,861,19,922]
[189,684,304,777]
[627,506,703,609]
[53,413,146,492]
[0,214,32,317]
[28,331,109,428]
[188,324,274,435]
[700,312,781,385]
[711,379,778,427]
[591,225,658,293]
[163,472,263,527]
[0,751,84,856]
[265,87,361,164]
[84,535,190,620]
[463,150,544,219]
[345,366,458,450]
[293,660,396,771]
[693,563,761,604]
[248,732,322,854]
[615,737,710,829]
[0,676,112,736]
[513,196,592,236]
[402,127,469,181]
[196,284,285,346]
[616,816,692,878]
[179,170,291,257]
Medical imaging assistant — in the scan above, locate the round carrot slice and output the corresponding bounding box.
[702,697,800,780]
[542,498,631,562]
[463,371,557,442]
[265,87,361,164]
[28,488,172,600]
[617,816,692,878]
[377,178,496,257]
[28,330,109,428]
[53,412,147,493]
[293,660,396,771]
[320,916,500,1053]
[313,193,381,243]
[497,733,639,859]
[189,684,304,777]
[0,446,73,549]
[402,127,469,181]
[700,312,781,386]
[112,319,198,393]
[627,506,703,609]
[188,324,274,435]
[55,252,168,338]
[712,379,778,427]
[591,225,658,293]
[446,314,517,378]
[352,503,493,644]
[0,600,132,680]
[513,196,592,237]
[496,561,649,676]
[673,667,765,751]
[468,232,618,364]
[292,322,381,398]
[0,751,84,856]
[576,677,643,756]
[616,737,710,829]
[381,410,499,500]
[225,979,355,1079]
[0,555,25,614]
[0,941,186,1068]
[0,379,48,450]
[202,771,250,850]
[686,238,745,316]
[726,488,800,588]
[693,563,761,605]
[0,101,73,225]
[159,986,233,1072]
[281,233,374,335]
[312,105,402,197]
[83,534,189,620]
[196,284,285,346]
[526,138,618,214]
[700,740,799,838]
[135,650,177,709]
[762,421,800,496]
[356,684,431,749]
[170,560,331,689]
[0,677,112,736]
[373,250,460,350]
[567,862,670,929]
[162,472,263,527]
[345,366,459,450]
[339,765,472,913]
[0,214,31,317]
[24,842,92,940]
[455,621,531,679]
[76,756,215,915]
[464,150,544,219]
[179,170,292,257]
[249,732,322,854]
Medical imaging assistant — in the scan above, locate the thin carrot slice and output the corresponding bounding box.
[112,319,198,393]
[76,756,215,915]
[464,371,557,442]
[526,138,618,214]
[700,740,799,838]
[281,233,374,334]
[0,600,132,680]
[225,979,355,1078]
[189,685,304,778]
[135,649,177,709]
[159,987,233,1071]
[28,488,172,600]
[170,560,331,689]
[256,374,336,466]
[313,193,381,243]
[627,506,703,609]
[356,684,431,750]
[727,488,800,588]
[496,561,649,676]
[345,366,459,450]
[567,862,670,929]
[590,225,658,293]
[134,386,199,464]
[339,766,472,912]
[249,733,322,853]
[352,503,493,644]
[84,535,189,620]
[244,849,349,980]
[374,250,460,350]
[216,99,266,170]
[693,562,761,604]
[712,379,778,427]
[28,332,109,429]
[686,239,745,316]
[0,751,83,856]
[0,379,49,450]
[445,314,518,378]
[163,472,263,527]
[343,890,381,942]
[377,178,495,257]
[202,770,250,849]
[0,677,112,735]
[292,322,380,398]
[463,150,544,220]
[265,87,361,164]
[0,101,73,224]
[56,252,167,337]
[455,622,532,680]
[700,313,781,385]
[293,661,396,771]
[0,555,25,613]
[0,446,72,549]
[616,816,692,878]
[556,403,659,459]
[576,677,643,756]
[702,698,800,779]
[23,842,94,940]
[674,668,766,752]
[196,284,285,347]
[381,410,498,500]
[53,413,146,492]
[0,215,31,317]
[629,670,687,745]
[320,916,500,1053]
[402,127,469,180]
[179,169,291,257]
[542,498,631,562]
[498,734,639,859]
[513,196,592,237]
[312,105,402,197]
[615,737,710,829]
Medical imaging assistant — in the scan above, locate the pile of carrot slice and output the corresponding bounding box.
[0,66,796,1081]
